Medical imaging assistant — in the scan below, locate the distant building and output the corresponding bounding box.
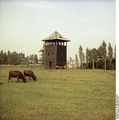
[42,31,70,69]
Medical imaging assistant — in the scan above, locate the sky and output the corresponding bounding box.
[0,0,115,60]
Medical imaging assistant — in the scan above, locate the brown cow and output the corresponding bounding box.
[8,70,26,83]
[23,70,36,81]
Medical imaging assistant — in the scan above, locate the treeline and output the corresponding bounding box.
[39,40,116,70]
[1,40,115,70]
[0,51,38,65]
[69,40,116,70]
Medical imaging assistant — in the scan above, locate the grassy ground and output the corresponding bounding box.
[0,65,115,120]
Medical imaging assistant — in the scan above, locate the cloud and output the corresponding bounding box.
[23,1,55,10]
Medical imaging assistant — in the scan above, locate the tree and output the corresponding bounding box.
[97,41,107,58]
[0,50,39,65]
[75,54,79,68]
[91,48,98,60]
[86,48,92,69]
[86,48,98,69]
[79,45,83,69]
[102,40,107,58]
[29,54,34,63]
[39,48,44,65]
[108,43,113,59]
[0,50,4,64]
[86,48,90,68]
[8,52,15,65]
[107,43,113,69]
[102,40,107,70]
[2,52,7,64]
[97,45,103,59]
[34,54,38,64]
[82,53,85,64]
[113,45,116,69]
[91,48,98,69]
[18,53,25,64]
[97,40,107,70]
[7,51,11,64]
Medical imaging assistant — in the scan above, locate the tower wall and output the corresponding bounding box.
[44,45,67,69]
[57,45,66,66]
[44,45,57,69]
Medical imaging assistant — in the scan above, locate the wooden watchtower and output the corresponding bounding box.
[42,31,70,69]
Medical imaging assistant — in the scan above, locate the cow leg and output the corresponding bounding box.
[23,79,26,83]
[25,75,26,79]
[8,75,11,83]
[17,78,20,83]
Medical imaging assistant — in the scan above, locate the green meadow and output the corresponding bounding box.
[0,65,115,120]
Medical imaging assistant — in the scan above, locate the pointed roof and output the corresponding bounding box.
[42,31,70,42]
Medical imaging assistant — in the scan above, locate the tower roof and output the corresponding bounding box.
[42,31,70,42]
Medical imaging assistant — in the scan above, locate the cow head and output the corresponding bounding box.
[33,76,37,81]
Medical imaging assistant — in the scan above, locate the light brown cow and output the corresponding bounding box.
[24,70,36,81]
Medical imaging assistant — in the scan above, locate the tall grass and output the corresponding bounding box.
[0,65,115,120]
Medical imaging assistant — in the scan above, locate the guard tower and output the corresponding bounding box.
[42,31,70,69]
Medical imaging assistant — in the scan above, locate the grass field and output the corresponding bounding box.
[0,65,115,120]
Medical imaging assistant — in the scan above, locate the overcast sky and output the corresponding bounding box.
[0,0,115,59]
